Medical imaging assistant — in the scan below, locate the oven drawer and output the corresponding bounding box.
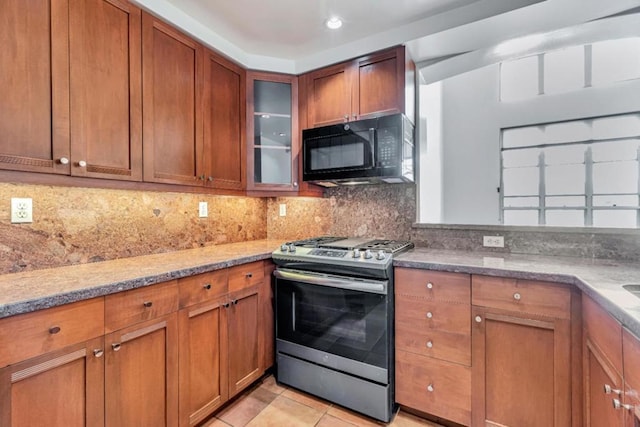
[395,298,469,334]
[178,269,228,308]
[472,275,571,319]
[396,349,471,426]
[229,261,264,292]
[395,326,470,366]
[395,268,470,302]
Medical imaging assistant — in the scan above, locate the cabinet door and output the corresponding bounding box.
[305,62,353,127]
[584,338,624,427]
[178,299,228,427]
[69,0,142,180]
[0,337,104,427]
[142,12,204,186]
[105,313,179,427]
[202,51,245,190]
[226,287,261,397]
[0,0,70,174]
[247,72,299,192]
[353,48,404,120]
[623,329,640,427]
[472,307,571,427]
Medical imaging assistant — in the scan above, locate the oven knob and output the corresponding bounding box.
[280,244,289,252]
[352,249,361,258]
[288,244,297,253]
[376,250,386,260]
[363,249,373,259]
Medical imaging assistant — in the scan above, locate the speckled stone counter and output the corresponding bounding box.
[0,239,283,319]
[395,248,640,338]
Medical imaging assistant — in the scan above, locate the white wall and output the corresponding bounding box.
[428,64,640,225]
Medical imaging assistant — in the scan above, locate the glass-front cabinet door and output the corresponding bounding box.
[247,72,299,191]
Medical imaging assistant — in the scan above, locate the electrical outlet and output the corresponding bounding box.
[279,203,287,217]
[198,201,208,218]
[11,198,33,223]
[483,235,504,248]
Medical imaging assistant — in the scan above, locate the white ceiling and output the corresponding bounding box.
[131,0,640,74]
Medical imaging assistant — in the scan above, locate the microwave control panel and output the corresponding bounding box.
[377,128,398,167]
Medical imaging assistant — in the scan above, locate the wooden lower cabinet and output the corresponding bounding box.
[623,329,640,427]
[105,313,179,427]
[584,338,624,427]
[0,336,105,427]
[396,350,471,425]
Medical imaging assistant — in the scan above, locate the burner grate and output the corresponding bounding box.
[288,236,347,248]
[355,239,414,253]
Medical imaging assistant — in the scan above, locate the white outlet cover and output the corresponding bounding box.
[279,203,287,217]
[198,201,208,218]
[11,197,33,223]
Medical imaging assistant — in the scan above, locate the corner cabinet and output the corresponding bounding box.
[302,46,415,128]
[246,72,299,192]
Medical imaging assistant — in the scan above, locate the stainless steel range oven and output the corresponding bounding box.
[272,237,414,422]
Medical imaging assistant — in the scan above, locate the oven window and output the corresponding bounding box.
[276,278,389,369]
[307,131,372,171]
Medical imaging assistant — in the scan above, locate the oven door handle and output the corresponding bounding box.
[274,269,388,294]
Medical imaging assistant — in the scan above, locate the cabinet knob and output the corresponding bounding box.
[208,176,213,182]
[293,182,298,187]
[604,384,622,395]
[246,273,253,278]
[426,312,433,319]
[112,343,121,352]
[344,115,349,120]
[426,282,434,290]
[59,157,69,165]
[232,299,238,305]
[513,292,521,301]
[203,283,212,290]
[427,384,434,393]
[199,174,205,181]
[93,349,104,358]
[475,315,482,323]
[143,301,153,308]
[352,114,357,120]
[77,160,87,168]
[223,302,230,308]
[426,340,433,349]
[49,326,61,335]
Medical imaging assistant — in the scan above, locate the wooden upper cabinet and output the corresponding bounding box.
[203,52,246,190]
[0,0,70,174]
[142,12,204,186]
[304,46,415,128]
[69,0,142,180]
[69,0,142,181]
[305,62,353,128]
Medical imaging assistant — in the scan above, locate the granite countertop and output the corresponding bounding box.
[395,248,640,337]
[0,239,283,319]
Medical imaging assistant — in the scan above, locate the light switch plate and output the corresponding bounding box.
[11,197,33,223]
[198,201,208,218]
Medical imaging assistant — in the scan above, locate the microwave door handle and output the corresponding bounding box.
[369,128,376,167]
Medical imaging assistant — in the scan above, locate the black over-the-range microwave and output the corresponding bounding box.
[302,113,415,187]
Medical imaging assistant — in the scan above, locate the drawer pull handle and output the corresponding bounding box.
[475,315,482,323]
[604,384,622,395]
[112,343,121,352]
[49,326,61,335]
[143,301,153,308]
[612,398,631,410]
[203,283,212,290]
[93,349,104,358]
[427,384,434,393]
[246,273,253,278]
[426,340,433,348]
[426,312,433,319]
[513,292,521,301]
[426,282,434,290]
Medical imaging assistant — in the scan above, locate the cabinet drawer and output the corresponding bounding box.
[472,275,571,319]
[396,298,470,335]
[0,298,104,368]
[395,268,470,302]
[105,280,178,333]
[396,349,471,426]
[178,269,228,308]
[395,325,470,366]
[228,261,264,292]
[584,294,622,373]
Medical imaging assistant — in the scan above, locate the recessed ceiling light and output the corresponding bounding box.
[325,17,343,30]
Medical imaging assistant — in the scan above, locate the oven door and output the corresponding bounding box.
[274,269,390,383]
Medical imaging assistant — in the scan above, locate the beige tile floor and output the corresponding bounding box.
[200,375,443,427]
